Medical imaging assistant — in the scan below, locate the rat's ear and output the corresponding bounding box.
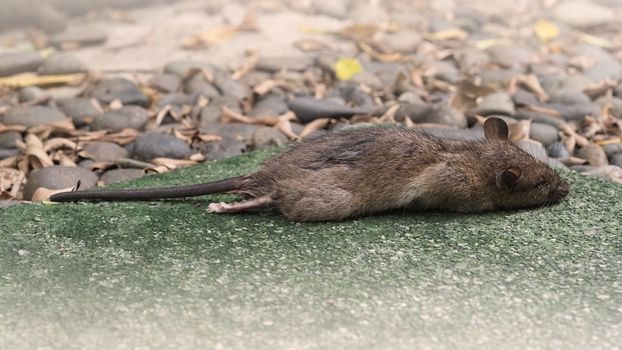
[484,117,509,141]
[496,166,522,189]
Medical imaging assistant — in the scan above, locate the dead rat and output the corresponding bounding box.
[50,118,570,222]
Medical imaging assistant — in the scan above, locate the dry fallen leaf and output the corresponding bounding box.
[232,51,260,80]
[0,73,86,88]
[450,80,497,112]
[181,26,238,49]
[357,42,407,62]
[577,32,614,48]
[293,38,334,52]
[25,133,54,169]
[509,119,532,142]
[336,24,379,42]
[299,118,330,138]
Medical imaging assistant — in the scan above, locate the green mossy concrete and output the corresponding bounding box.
[1,149,621,349]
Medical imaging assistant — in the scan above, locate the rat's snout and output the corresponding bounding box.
[549,181,570,203]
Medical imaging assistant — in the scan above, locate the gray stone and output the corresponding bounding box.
[128,132,193,161]
[183,74,220,98]
[256,56,313,73]
[603,143,622,158]
[199,96,240,127]
[0,52,45,77]
[549,90,590,105]
[55,97,102,127]
[164,60,217,78]
[202,137,247,161]
[553,1,614,27]
[351,3,388,24]
[585,60,622,81]
[480,69,522,86]
[250,95,289,117]
[251,127,289,149]
[91,106,149,132]
[547,142,570,159]
[577,143,608,166]
[487,45,535,68]
[516,140,548,162]
[38,52,85,75]
[81,142,129,162]
[455,48,490,73]
[213,73,251,101]
[49,28,107,48]
[595,96,622,119]
[470,92,515,116]
[90,78,149,107]
[530,123,559,146]
[382,31,421,54]
[23,165,98,201]
[100,168,145,185]
[397,92,424,105]
[547,102,599,122]
[0,131,22,149]
[425,104,468,128]
[18,86,49,103]
[0,148,19,160]
[150,73,181,93]
[610,154,622,168]
[200,123,257,143]
[432,61,460,84]
[3,106,67,127]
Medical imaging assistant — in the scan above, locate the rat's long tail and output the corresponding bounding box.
[50,176,246,202]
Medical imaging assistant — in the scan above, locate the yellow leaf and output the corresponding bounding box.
[534,20,559,42]
[577,32,613,48]
[334,57,362,81]
[298,25,328,35]
[474,38,512,50]
[0,73,86,88]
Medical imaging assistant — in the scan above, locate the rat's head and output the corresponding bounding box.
[480,118,570,210]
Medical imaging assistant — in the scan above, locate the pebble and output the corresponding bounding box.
[55,97,103,127]
[91,106,149,132]
[579,165,622,183]
[251,127,289,148]
[455,48,490,73]
[150,73,181,93]
[480,69,522,85]
[415,127,484,141]
[81,142,129,162]
[128,132,193,161]
[585,60,622,81]
[164,60,216,78]
[394,102,434,123]
[257,56,313,73]
[287,97,371,123]
[38,52,85,75]
[595,96,622,118]
[250,95,289,117]
[469,91,515,116]
[486,45,535,69]
[553,1,614,27]
[49,28,107,48]
[157,93,197,108]
[3,106,67,127]
[0,52,45,77]
[382,31,421,54]
[547,102,599,122]
[0,131,23,149]
[100,168,145,185]
[397,92,424,105]
[432,61,460,84]
[547,142,571,159]
[23,165,98,201]
[549,89,590,105]
[577,143,608,166]
[202,137,247,161]
[0,149,20,160]
[90,78,149,107]
[530,123,559,146]
[200,123,257,143]
[610,154,622,168]
[603,143,622,158]
[18,87,49,103]
[427,104,468,128]
[213,73,251,101]
[200,95,240,127]
[183,74,220,98]
[516,140,548,162]
[512,89,540,107]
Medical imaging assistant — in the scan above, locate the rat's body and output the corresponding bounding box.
[51,118,570,222]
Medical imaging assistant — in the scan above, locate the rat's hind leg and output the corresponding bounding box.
[208,195,273,214]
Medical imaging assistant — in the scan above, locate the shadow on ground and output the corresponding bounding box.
[1,149,621,349]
